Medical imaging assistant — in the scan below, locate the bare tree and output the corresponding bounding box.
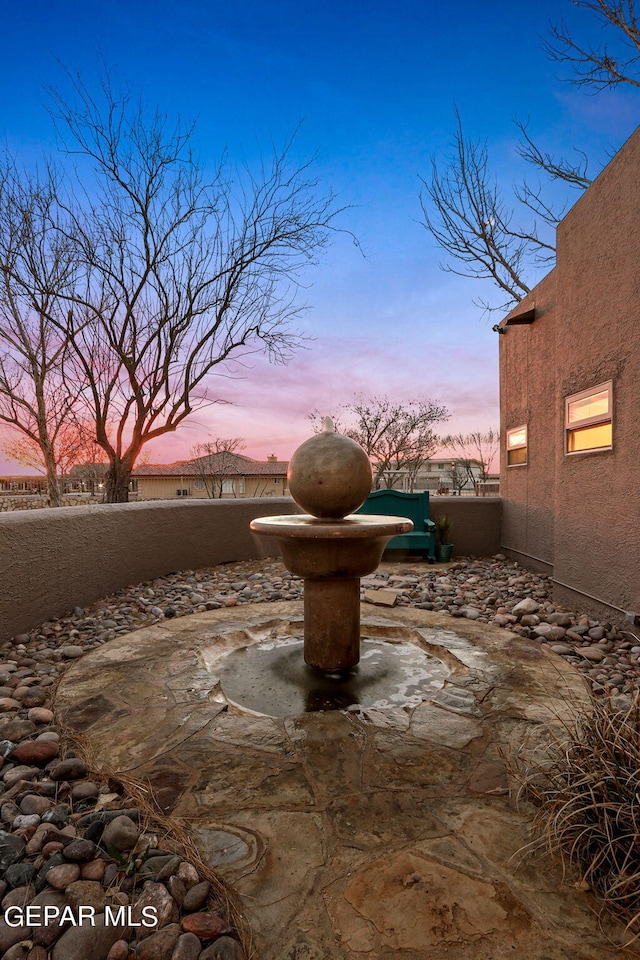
[190,438,246,498]
[441,429,500,483]
[419,111,556,316]
[0,159,84,506]
[312,396,449,490]
[545,0,640,91]
[421,4,640,314]
[31,75,346,503]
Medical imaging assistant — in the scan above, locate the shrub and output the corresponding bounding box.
[516,694,640,942]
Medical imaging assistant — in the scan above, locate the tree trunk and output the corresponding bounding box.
[105,462,132,503]
[42,444,63,508]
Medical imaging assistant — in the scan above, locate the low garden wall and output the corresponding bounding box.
[0,495,502,643]
[0,498,301,643]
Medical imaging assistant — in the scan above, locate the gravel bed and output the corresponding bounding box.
[0,554,638,959]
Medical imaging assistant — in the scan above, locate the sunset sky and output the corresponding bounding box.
[0,0,636,471]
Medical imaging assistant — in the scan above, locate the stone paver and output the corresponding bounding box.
[55,601,635,959]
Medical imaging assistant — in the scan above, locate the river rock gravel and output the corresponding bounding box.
[0,554,638,959]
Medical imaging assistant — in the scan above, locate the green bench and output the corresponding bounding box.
[355,489,436,562]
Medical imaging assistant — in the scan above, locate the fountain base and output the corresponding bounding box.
[219,633,450,718]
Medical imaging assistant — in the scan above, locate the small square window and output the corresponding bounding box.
[565,382,612,454]
[506,425,527,466]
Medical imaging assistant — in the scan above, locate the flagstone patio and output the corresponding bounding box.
[55,601,636,960]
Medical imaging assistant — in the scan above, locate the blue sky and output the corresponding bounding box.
[0,0,637,468]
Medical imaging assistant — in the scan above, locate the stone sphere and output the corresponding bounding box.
[288,419,373,519]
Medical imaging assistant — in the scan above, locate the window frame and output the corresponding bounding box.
[506,425,527,467]
[565,380,613,455]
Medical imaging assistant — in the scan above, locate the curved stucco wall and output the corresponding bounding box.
[0,498,301,643]
[0,495,502,644]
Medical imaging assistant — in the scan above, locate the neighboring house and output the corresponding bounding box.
[499,125,640,623]
[132,453,289,499]
[411,458,486,495]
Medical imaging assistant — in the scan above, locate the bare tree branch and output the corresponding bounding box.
[545,1,640,90]
[0,156,86,505]
[418,110,557,315]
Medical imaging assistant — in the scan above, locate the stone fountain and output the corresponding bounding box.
[250,418,412,674]
[216,419,453,715]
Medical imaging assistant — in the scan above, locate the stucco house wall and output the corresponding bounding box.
[500,124,640,621]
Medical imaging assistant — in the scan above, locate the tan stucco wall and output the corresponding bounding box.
[136,477,287,499]
[0,496,502,642]
[500,270,557,569]
[0,498,301,643]
[500,124,640,620]
[429,497,501,558]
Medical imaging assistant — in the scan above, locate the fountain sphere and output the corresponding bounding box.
[288,417,372,518]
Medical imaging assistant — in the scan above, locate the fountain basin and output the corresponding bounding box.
[250,513,413,673]
[250,514,412,579]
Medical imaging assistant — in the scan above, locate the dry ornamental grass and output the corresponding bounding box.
[516,695,640,946]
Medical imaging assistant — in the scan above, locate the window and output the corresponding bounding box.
[176,488,190,497]
[274,478,280,484]
[506,425,527,466]
[222,479,235,494]
[194,479,205,491]
[238,478,245,494]
[565,381,612,454]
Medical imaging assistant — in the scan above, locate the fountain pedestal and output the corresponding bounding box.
[250,514,413,672]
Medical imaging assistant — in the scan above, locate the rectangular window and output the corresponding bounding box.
[506,425,527,466]
[222,479,235,494]
[565,382,612,454]
[238,479,245,494]
[176,488,190,497]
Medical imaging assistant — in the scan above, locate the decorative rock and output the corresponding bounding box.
[0,830,26,871]
[181,880,210,913]
[511,598,540,616]
[27,945,49,960]
[59,646,85,659]
[167,875,187,906]
[62,838,98,862]
[81,858,106,881]
[102,815,140,852]
[64,879,107,911]
[51,912,130,960]
[0,697,21,711]
[549,643,574,656]
[580,646,606,662]
[3,765,40,787]
[20,794,52,816]
[175,862,200,888]
[5,863,36,888]
[11,739,59,765]
[49,758,89,781]
[170,932,202,960]
[132,882,179,934]
[28,708,55,724]
[588,626,606,641]
[180,912,231,940]
[199,938,246,960]
[4,943,30,960]
[106,942,130,960]
[12,813,41,831]
[135,923,181,959]
[140,853,181,879]
[45,862,81,889]
[71,780,100,801]
[21,686,47,708]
